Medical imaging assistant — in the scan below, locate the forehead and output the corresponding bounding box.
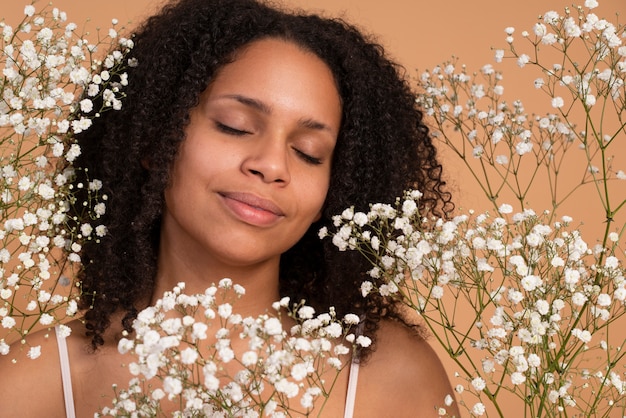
[212,38,336,87]
[200,38,342,127]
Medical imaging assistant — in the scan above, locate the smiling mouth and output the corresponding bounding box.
[219,192,285,226]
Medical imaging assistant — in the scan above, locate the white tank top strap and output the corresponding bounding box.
[343,359,360,418]
[55,325,77,418]
[343,318,366,418]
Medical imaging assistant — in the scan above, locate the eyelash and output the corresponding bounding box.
[216,122,323,165]
[294,148,322,165]
[216,122,249,136]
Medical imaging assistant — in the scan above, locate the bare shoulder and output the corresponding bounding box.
[357,319,460,417]
[0,326,68,418]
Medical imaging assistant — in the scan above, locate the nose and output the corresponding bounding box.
[241,136,291,185]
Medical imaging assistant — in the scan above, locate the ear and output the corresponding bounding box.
[141,158,150,169]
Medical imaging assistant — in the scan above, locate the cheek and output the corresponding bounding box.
[304,174,331,221]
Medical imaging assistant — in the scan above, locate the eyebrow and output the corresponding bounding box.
[218,94,335,133]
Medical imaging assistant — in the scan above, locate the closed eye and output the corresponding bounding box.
[294,148,322,165]
[215,122,250,136]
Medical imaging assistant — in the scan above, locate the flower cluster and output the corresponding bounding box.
[98,279,366,417]
[0,4,132,354]
[416,0,626,229]
[327,190,626,417]
[322,1,626,416]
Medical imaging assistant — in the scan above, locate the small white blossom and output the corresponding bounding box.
[472,402,486,416]
[80,98,94,113]
[264,317,282,336]
[551,97,564,108]
[572,328,592,343]
[498,204,513,214]
[356,335,372,348]
[471,377,486,391]
[511,372,526,385]
[27,345,41,359]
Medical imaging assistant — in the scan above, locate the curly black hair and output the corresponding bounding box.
[74,0,452,351]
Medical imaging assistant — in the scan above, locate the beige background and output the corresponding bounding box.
[3,0,625,416]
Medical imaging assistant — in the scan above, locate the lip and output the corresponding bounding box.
[219,191,285,226]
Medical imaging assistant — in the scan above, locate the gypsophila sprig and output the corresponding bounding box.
[0,3,132,355]
[416,1,626,233]
[326,190,626,417]
[97,280,363,417]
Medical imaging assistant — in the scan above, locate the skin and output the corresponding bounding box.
[0,39,460,417]
[154,38,341,311]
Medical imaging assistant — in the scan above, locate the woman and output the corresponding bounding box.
[0,0,458,416]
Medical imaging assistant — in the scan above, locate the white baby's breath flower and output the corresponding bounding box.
[79,98,94,113]
[572,328,592,343]
[27,345,41,359]
[353,211,368,226]
[275,378,299,398]
[551,97,564,108]
[520,275,538,291]
[118,338,134,354]
[218,303,232,319]
[515,141,533,156]
[1,316,16,329]
[298,305,315,320]
[180,347,198,365]
[356,335,372,348]
[517,54,530,67]
[37,183,55,200]
[597,293,611,307]
[163,376,183,395]
[471,376,486,391]
[343,313,360,325]
[80,223,93,237]
[482,359,496,373]
[511,372,526,385]
[65,143,81,162]
[291,361,313,381]
[495,155,509,165]
[360,281,373,297]
[604,256,619,269]
[494,49,504,63]
[39,313,54,325]
[264,317,282,336]
[95,225,108,237]
[572,292,587,306]
[217,346,234,363]
[192,322,208,340]
[241,351,258,367]
[498,204,513,214]
[431,285,444,299]
[614,287,626,302]
[472,402,486,416]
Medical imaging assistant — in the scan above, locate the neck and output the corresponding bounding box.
[152,236,282,319]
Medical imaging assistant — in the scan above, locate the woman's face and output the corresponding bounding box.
[161,38,342,271]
